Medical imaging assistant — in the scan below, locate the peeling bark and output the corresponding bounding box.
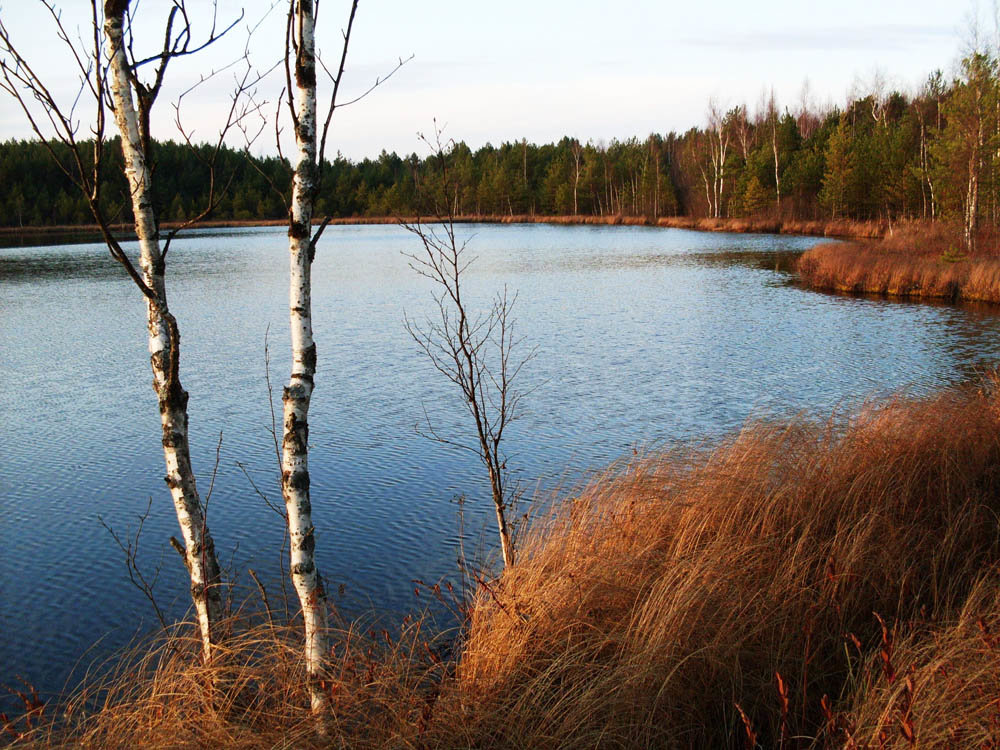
[283,0,329,717]
[104,0,222,662]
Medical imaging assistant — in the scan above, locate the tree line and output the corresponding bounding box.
[1,50,997,251]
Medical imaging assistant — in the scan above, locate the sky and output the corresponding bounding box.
[0,0,983,161]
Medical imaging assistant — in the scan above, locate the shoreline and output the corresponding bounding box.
[797,224,1000,304]
[0,214,888,242]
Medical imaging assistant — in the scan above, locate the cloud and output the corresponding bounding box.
[681,24,954,52]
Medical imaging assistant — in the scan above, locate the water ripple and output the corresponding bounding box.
[3,223,1000,709]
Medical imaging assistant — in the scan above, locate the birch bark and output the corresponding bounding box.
[283,0,329,716]
[103,0,222,661]
[772,119,782,211]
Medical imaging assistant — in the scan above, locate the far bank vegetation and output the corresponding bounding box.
[798,50,1000,300]
[798,221,1000,302]
[0,49,995,247]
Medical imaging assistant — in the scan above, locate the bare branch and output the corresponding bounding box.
[282,1,297,132]
[316,0,359,168]
[236,461,286,520]
[263,325,282,475]
[308,214,332,262]
[401,123,534,569]
[163,37,275,257]
[98,498,170,631]
[128,3,243,77]
[307,0,411,231]
[203,431,224,512]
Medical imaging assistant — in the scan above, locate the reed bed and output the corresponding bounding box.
[841,574,1000,747]
[448,381,1000,747]
[656,216,884,238]
[797,223,1000,303]
[468,214,884,237]
[11,612,452,749]
[10,379,1000,748]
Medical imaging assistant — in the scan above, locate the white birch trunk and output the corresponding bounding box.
[717,131,729,219]
[103,0,222,661]
[571,142,581,215]
[967,150,981,253]
[965,84,985,255]
[654,144,660,218]
[284,0,329,716]
[699,162,713,218]
[489,467,515,569]
[772,119,782,211]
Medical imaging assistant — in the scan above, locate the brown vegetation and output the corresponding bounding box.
[452,381,1000,747]
[10,379,1000,748]
[0,214,888,244]
[798,222,1000,303]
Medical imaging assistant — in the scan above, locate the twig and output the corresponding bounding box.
[248,567,274,628]
[97,498,170,631]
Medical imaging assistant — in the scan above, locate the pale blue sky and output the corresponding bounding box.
[0,0,979,159]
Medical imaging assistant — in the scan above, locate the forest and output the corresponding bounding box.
[0,53,993,244]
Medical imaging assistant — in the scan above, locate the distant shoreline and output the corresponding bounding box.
[0,214,889,244]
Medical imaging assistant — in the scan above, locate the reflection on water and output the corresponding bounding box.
[1,247,125,281]
[2,222,999,709]
[0,228,131,250]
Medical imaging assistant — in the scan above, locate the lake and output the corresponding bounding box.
[2,222,1000,708]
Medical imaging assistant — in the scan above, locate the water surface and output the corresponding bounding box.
[2,223,999,707]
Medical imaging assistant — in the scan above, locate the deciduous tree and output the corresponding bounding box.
[404,129,534,570]
[0,0,249,662]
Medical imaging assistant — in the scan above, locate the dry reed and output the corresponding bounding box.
[837,574,1000,747]
[11,378,1000,748]
[444,381,1000,747]
[798,222,1000,303]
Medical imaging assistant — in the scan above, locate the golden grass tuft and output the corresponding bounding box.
[14,614,450,749]
[798,222,1000,303]
[839,574,1000,747]
[447,383,1000,747]
[13,378,1000,748]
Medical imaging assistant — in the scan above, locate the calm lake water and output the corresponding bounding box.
[3,223,1000,707]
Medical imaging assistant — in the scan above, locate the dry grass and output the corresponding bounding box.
[479,214,884,238]
[447,381,1000,748]
[657,216,884,239]
[838,574,1000,747]
[10,612,452,749]
[10,379,1000,748]
[0,214,889,241]
[798,222,1000,303]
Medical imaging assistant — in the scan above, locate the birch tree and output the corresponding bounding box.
[570,137,583,215]
[938,52,998,253]
[733,104,754,162]
[275,0,406,716]
[706,101,731,218]
[915,72,944,220]
[280,0,333,715]
[103,0,226,660]
[0,0,251,662]
[758,89,783,211]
